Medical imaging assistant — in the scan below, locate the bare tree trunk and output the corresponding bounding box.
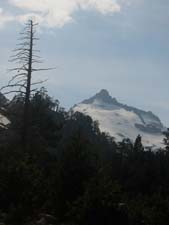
[0,19,54,148]
[22,20,33,147]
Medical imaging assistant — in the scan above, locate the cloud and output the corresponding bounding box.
[8,0,121,27]
[0,8,14,28]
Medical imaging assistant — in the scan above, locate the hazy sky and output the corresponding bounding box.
[0,0,169,126]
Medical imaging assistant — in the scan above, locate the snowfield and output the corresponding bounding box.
[73,90,165,149]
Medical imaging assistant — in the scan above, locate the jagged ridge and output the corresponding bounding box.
[82,89,163,132]
[74,89,165,148]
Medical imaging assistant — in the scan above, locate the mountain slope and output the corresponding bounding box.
[73,89,164,148]
[0,92,10,127]
[0,114,9,127]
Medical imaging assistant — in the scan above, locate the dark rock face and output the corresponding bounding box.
[82,89,118,105]
[135,123,162,134]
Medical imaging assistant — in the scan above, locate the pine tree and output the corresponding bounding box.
[163,128,169,151]
[133,134,144,152]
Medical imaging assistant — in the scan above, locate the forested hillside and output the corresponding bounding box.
[0,88,169,225]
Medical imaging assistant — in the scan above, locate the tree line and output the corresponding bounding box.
[0,88,168,225]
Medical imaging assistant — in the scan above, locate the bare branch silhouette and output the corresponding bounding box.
[0,19,54,147]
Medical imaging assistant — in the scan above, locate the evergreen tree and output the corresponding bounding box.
[134,134,144,152]
[163,128,169,151]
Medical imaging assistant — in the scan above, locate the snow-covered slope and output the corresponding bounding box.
[0,113,9,127]
[73,90,165,149]
[0,93,10,127]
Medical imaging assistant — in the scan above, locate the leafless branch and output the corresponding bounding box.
[31,79,48,86]
[32,67,56,72]
[1,19,54,147]
[2,90,26,95]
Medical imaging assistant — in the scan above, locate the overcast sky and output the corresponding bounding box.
[0,0,169,126]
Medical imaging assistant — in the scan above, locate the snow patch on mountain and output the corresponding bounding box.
[73,90,165,149]
[0,113,9,127]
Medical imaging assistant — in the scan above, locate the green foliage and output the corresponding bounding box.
[0,90,169,225]
[134,135,144,152]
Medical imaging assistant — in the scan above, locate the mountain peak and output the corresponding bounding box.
[74,90,164,148]
[82,89,117,104]
[98,89,110,96]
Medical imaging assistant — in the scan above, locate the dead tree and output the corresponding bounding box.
[0,19,52,147]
